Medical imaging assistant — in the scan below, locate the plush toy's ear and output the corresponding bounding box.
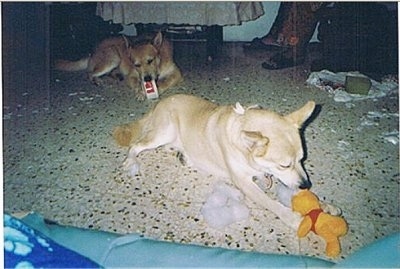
[297,216,312,237]
[241,131,269,157]
[285,101,316,129]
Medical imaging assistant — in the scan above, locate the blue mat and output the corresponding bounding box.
[4,213,400,268]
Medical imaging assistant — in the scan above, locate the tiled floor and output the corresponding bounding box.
[3,42,399,263]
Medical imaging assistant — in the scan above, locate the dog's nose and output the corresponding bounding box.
[144,75,152,82]
[299,179,312,190]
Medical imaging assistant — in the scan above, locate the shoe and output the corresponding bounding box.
[262,56,304,70]
[243,38,285,51]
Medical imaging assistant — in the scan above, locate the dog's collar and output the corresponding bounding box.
[307,208,323,233]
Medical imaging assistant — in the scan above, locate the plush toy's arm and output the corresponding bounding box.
[297,216,312,237]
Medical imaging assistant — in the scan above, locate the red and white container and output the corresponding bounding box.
[143,80,159,99]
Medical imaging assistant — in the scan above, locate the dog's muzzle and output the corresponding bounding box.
[143,75,153,82]
[299,178,312,190]
[265,172,312,190]
[143,74,160,83]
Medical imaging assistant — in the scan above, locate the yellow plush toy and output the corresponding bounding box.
[291,190,348,257]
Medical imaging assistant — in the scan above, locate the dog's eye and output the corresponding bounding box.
[147,59,153,65]
[134,63,141,68]
[279,163,291,169]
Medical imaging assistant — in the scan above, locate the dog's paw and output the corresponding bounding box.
[123,158,141,177]
[135,92,146,101]
[284,211,302,230]
[128,163,141,177]
[321,202,342,216]
[274,205,302,230]
[89,76,103,86]
[177,151,187,166]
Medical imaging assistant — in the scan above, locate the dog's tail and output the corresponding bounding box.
[54,57,89,72]
[113,118,146,147]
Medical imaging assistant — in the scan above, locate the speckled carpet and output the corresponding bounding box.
[3,41,399,262]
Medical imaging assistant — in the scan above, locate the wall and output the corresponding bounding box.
[223,2,319,42]
[2,2,50,107]
[223,1,279,41]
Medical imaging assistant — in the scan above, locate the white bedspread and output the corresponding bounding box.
[96,2,264,26]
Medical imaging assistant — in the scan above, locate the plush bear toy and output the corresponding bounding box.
[291,190,348,257]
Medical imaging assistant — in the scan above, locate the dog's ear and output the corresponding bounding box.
[233,102,245,115]
[153,32,163,50]
[122,35,130,49]
[241,131,269,157]
[284,101,316,129]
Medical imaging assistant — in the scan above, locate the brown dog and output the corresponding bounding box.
[54,32,182,100]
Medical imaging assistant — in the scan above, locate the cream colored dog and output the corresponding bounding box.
[114,94,320,229]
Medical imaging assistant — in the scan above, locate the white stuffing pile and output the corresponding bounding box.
[201,182,250,229]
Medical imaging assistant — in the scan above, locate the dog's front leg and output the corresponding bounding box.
[126,72,146,101]
[231,175,302,230]
[277,183,343,216]
[157,67,183,93]
[123,146,141,177]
